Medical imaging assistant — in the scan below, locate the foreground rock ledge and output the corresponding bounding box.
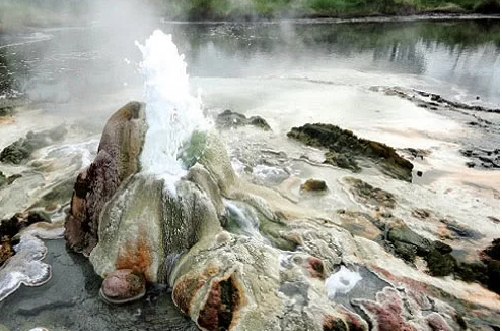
[63,102,499,331]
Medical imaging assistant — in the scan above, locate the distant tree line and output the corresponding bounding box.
[0,0,499,28]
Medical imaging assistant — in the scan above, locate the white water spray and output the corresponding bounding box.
[135,30,207,189]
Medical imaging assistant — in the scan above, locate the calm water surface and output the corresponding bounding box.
[0,18,499,110]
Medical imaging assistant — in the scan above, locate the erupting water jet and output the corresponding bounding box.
[135,30,208,193]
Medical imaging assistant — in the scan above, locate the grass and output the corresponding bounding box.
[0,0,498,27]
[159,0,500,20]
[0,0,87,31]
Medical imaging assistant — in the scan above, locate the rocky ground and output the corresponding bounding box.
[0,99,499,331]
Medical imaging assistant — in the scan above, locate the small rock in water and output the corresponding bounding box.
[215,109,271,130]
[101,269,146,304]
[300,178,328,192]
[0,124,67,165]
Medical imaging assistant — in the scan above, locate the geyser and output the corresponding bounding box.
[135,30,208,190]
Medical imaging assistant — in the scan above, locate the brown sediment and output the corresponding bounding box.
[172,274,207,315]
[197,273,244,331]
[172,265,220,315]
[116,231,152,275]
[305,257,326,279]
[0,235,14,266]
[323,315,349,331]
[0,116,14,125]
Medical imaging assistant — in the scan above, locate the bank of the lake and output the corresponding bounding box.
[0,0,500,31]
[158,0,500,20]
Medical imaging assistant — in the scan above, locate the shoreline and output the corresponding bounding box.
[162,13,500,25]
[0,13,499,33]
[162,12,500,24]
[161,13,500,25]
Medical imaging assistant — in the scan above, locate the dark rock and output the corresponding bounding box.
[0,106,14,117]
[0,215,22,239]
[425,250,456,277]
[0,141,30,164]
[65,101,146,256]
[0,211,52,267]
[343,177,396,209]
[454,314,468,330]
[455,261,488,283]
[387,222,431,256]
[26,210,51,225]
[216,109,271,130]
[393,241,418,263]
[300,178,328,192]
[451,239,500,293]
[487,216,500,223]
[440,219,482,239]
[460,148,500,169]
[482,259,500,294]
[416,171,423,177]
[6,174,21,185]
[0,235,14,266]
[480,238,500,294]
[287,123,413,181]
[0,124,68,164]
[412,209,431,219]
[249,116,271,130]
[481,238,500,261]
[381,219,458,276]
[432,240,452,255]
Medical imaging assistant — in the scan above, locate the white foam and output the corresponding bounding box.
[224,200,269,243]
[325,266,362,299]
[135,30,208,193]
[253,164,288,181]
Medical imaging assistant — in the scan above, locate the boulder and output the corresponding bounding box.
[0,124,67,165]
[300,178,328,192]
[215,110,271,131]
[100,269,146,303]
[65,101,147,256]
[169,234,349,331]
[287,123,413,181]
[342,177,396,209]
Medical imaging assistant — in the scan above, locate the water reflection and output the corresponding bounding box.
[0,19,499,106]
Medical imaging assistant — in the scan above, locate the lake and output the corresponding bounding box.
[0,18,499,109]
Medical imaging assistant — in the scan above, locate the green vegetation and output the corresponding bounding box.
[157,0,500,20]
[0,0,498,28]
[0,0,87,30]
